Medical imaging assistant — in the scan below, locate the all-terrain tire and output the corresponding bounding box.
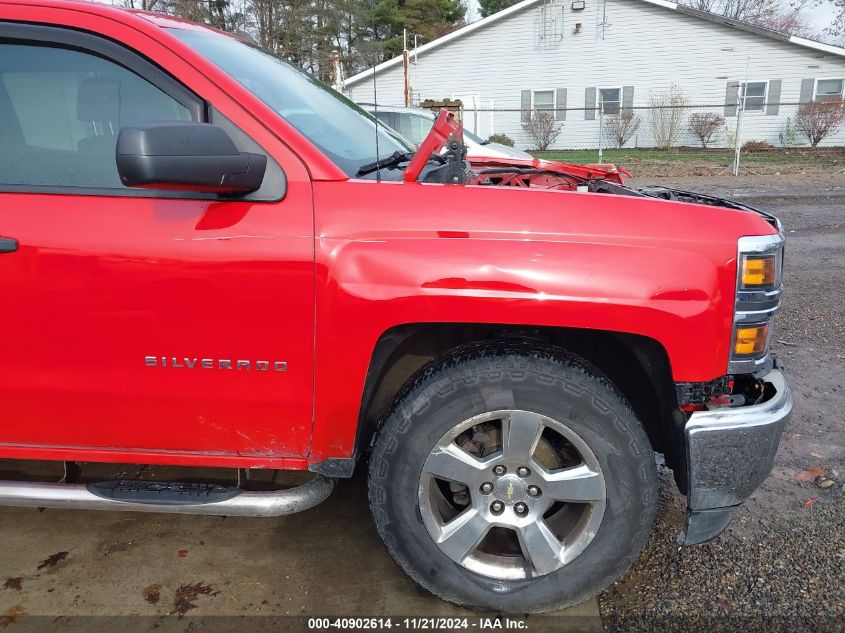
[368,342,658,613]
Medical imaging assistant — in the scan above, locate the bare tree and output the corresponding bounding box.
[794,101,845,147]
[604,111,641,148]
[687,112,725,148]
[753,8,821,38]
[677,0,820,38]
[684,0,719,10]
[648,85,688,149]
[248,0,278,51]
[682,0,780,23]
[122,0,163,9]
[522,112,562,151]
[831,0,845,40]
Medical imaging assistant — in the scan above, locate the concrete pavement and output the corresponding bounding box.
[0,466,601,631]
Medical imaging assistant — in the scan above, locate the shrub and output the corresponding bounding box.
[741,140,775,153]
[687,113,724,148]
[779,117,798,147]
[604,111,641,148]
[522,111,562,151]
[648,84,688,149]
[487,133,514,147]
[723,123,736,148]
[794,101,845,147]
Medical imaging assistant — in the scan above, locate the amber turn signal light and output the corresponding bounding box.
[741,255,777,288]
[734,323,769,356]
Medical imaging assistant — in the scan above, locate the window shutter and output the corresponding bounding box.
[724,81,739,117]
[585,87,596,120]
[622,86,634,113]
[521,90,531,123]
[799,78,815,103]
[555,88,567,120]
[766,80,781,115]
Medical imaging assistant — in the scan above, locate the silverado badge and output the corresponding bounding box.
[145,356,287,372]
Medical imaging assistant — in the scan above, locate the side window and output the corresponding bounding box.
[598,88,621,115]
[532,90,555,112]
[742,81,768,112]
[0,42,193,189]
[815,79,843,102]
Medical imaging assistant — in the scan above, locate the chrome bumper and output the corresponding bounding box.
[680,368,793,545]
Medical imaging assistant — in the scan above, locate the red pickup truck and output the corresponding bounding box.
[0,0,792,613]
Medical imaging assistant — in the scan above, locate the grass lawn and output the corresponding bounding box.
[532,147,842,167]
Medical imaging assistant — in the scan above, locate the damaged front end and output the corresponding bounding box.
[675,221,789,545]
[402,110,631,189]
[404,111,784,234]
[680,368,793,545]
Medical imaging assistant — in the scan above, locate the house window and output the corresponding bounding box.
[533,90,555,112]
[742,81,767,111]
[598,88,621,115]
[815,79,844,102]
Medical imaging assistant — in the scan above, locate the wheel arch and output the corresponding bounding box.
[352,322,687,492]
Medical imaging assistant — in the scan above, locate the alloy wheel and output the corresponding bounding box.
[418,410,607,580]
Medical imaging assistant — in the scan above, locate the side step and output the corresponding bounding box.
[88,480,244,505]
[0,475,334,517]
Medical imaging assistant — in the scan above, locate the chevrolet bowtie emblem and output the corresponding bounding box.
[506,483,514,500]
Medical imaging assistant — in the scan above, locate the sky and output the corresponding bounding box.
[806,0,837,35]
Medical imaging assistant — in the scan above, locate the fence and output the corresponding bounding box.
[453,101,845,175]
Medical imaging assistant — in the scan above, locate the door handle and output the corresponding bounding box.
[0,237,18,253]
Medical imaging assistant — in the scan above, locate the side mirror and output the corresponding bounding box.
[116,122,267,195]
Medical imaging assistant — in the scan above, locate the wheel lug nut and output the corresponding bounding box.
[493,465,507,476]
[490,500,504,514]
[527,485,541,497]
[517,466,530,477]
[480,482,494,494]
[514,502,528,516]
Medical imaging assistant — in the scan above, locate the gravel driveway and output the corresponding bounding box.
[599,173,845,632]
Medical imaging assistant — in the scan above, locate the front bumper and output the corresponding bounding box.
[680,368,793,545]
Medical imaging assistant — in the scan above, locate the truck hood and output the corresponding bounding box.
[465,157,779,231]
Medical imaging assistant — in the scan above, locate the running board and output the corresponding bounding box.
[0,475,334,517]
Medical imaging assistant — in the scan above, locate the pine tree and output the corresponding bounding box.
[123,0,466,83]
[477,0,520,18]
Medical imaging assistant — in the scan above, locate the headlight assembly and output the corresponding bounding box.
[729,233,784,374]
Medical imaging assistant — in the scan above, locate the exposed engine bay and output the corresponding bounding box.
[408,110,780,226]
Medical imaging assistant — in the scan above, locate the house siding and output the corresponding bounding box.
[345,0,845,149]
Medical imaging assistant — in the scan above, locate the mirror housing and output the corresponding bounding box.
[116,122,267,195]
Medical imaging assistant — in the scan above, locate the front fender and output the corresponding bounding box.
[323,234,730,376]
[308,179,771,462]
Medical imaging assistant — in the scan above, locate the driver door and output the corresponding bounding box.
[0,23,314,460]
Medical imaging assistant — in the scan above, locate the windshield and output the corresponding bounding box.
[170,29,411,176]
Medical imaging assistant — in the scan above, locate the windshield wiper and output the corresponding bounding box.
[355,151,415,177]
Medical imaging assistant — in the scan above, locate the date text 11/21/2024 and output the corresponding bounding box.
[306,618,529,629]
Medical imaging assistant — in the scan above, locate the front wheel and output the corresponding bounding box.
[368,344,657,613]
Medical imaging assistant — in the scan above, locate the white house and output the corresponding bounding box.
[343,0,845,149]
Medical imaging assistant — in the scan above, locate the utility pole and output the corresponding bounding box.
[331,51,343,90]
[403,29,411,107]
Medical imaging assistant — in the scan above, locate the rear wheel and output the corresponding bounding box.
[368,344,657,613]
